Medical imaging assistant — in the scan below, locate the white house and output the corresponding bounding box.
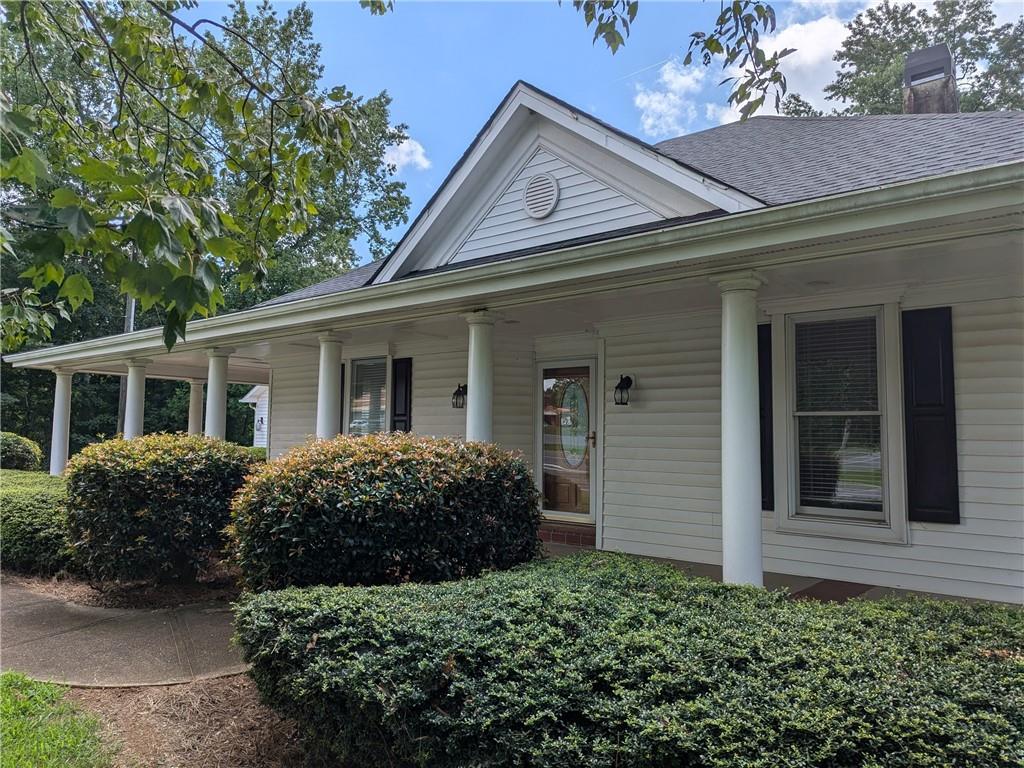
[240,385,269,449]
[8,65,1023,601]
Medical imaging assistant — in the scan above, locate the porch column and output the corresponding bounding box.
[187,380,205,435]
[49,370,73,476]
[123,359,149,439]
[315,333,343,439]
[204,348,233,439]
[464,311,495,442]
[714,272,765,587]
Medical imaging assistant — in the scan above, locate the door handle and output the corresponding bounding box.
[588,431,597,447]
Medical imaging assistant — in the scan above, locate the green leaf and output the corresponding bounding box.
[1,147,49,189]
[56,206,95,239]
[50,187,82,208]
[57,273,94,311]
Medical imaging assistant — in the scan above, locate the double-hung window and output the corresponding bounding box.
[787,307,889,526]
[347,358,388,435]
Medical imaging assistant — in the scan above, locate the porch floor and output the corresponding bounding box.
[543,543,982,603]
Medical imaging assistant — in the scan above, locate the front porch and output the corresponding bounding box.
[11,219,1023,602]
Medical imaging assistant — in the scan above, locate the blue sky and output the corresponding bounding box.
[190,1,1019,263]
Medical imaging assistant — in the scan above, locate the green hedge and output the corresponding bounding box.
[65,434,260,582]
[0,470,72,575]
[236,553,1024,768]
[0,432,43,471]
[230,433,541,590]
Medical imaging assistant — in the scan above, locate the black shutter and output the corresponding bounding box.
[757,324,774,511]
[391,358,413,432]
[902,307,959,523]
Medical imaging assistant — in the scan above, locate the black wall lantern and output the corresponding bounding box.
[613,375,633,406]
[451,383,467,409]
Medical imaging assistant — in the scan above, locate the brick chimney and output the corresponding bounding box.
[902,43,959,114]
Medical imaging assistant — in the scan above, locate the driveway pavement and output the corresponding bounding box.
[0,580,247,687]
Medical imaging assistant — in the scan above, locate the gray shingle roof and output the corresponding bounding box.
[654,111,1024,206]
[253,260,382,308]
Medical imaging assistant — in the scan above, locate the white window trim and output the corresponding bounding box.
[342,354,392,436]
[770,302,909,544]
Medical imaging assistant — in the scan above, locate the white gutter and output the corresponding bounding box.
[6,162,1022,371]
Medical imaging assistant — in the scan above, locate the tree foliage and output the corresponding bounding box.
[563,0,795,119]
[1,0,365,351]
[823,0,1023,114]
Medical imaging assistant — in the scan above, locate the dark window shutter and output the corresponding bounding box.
[391,358,413,432]
[758,324,774,511]
[902,307,959,523]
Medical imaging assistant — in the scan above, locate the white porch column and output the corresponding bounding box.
[464,311,495,442]
[204,348,233,439]
[714,272,765,587]
[49,370,73,476]
[187,380,205,435]
[315,333,343,439]
[123,359,149,439]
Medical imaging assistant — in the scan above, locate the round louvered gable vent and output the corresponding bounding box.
[522,173,559,219]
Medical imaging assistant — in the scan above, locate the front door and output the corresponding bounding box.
[539,362,596,518]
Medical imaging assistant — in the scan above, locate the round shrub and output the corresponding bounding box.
[0,470,73,574]
[230,433,541,590]
[65,434,260,582]
[237,553,1024,768]
[0,432,43,471]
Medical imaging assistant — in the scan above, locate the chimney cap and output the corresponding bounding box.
[904,43,955,87]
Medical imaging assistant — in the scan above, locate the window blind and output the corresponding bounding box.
[349,358,387,435]
[793,315,884,518]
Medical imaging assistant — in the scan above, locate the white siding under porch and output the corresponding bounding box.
[600,297,1024,603]
[268,335,535,471]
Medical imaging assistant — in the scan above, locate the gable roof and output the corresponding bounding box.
[655,111,1024,206]
[370,81,761,284]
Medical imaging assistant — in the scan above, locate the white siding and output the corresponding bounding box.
[252,390,269,448]
[267,352,318,458]
[601,298,1024,603]
[602,312,723,563]
[450,148,660,265]
[268,338,535,473]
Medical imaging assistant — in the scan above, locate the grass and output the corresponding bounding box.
[0,672,114,768]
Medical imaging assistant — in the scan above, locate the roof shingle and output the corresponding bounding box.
[654,111,1024,206]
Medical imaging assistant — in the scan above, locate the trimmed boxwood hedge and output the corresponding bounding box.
[0,470,73,574]
[0,432,43,471]
[65,434,260,582]
[236,553,1024,768]
[230,433,541,590]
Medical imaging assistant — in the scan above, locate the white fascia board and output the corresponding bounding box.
[5,162,1021,372]
[372,83,762,284]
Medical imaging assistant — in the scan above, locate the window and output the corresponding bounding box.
[348,358,387,435]
[790,308,885,522]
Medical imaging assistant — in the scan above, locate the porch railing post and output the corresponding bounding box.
[713,272,765,587]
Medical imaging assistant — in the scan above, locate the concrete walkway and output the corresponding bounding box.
[0,581,247,687]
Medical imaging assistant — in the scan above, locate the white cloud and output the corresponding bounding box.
[700,11,851,122]
[634,59,706,137]
[385,138,431,173]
